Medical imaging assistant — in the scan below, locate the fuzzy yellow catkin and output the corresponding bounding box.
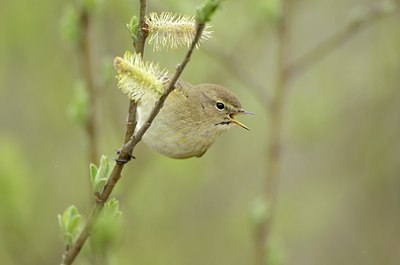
[145,12,212,51]
[113,51,168,102]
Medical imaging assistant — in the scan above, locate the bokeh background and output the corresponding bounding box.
[1,0,400,264]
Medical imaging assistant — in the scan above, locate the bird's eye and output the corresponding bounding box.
[216,102,225,110]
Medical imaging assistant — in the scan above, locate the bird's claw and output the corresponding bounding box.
[114,149,135,164]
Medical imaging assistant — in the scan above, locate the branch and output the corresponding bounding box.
[252,2,399,264]
[254,1,291,264]
[122,23,206,152]
[60,13,207,265]
[122,0,149,147]
[60,0,147,263]
[287,1,399,80]
[135,0,148,57]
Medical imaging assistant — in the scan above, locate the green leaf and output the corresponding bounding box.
[104,198,122,220]
[90,198,122,254]
[67,215,81,234]
[93,178,108,194]
[58,205,82,246]
[98,155,110,180]
[91,155,113,193]
[196,0,223,23]
[126,15,139,42]
[90,163,98,187]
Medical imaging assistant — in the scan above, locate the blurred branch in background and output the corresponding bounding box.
[252,1,399,265]
[204,1,399,110]
[2,0,399,263]
[79,6,99,164]
[288,0,399,80]
[60,1,148,263]
[205,44,271,104]
[61,1,100,164]
[254,0,291,264]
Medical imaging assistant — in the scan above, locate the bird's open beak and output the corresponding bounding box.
[229,110,253,130]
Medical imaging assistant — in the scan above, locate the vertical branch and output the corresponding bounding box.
[135,0,148,55]
[123,0,148,145]
[60,1,213,263]
[252,2,398,264]
[255,1,291,264]
[61,1,148,264]
[79,8,98,163]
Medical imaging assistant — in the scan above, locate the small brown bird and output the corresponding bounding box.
[136,80,250,159]
[114,53,250,159]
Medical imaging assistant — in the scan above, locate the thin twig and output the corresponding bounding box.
[135,0,148,57]
[254,1,291,264]
[60,1,147,264]
[60,7,206,265]
[123,101,138,144]
[287,1,399,80]
[122,0,150,146]
[122,23,206,152]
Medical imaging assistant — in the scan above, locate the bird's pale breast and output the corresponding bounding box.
[136,89,226,159]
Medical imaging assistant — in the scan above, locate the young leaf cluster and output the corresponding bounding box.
[127,16,139,43]
[58,206,82,247]
[90,198,123,254]
[90,155,113,194]
[58,0,225,263]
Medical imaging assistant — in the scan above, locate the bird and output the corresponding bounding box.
[135,79,250,159]
[114,53,250,159]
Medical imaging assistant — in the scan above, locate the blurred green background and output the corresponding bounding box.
[1,0,400,264]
